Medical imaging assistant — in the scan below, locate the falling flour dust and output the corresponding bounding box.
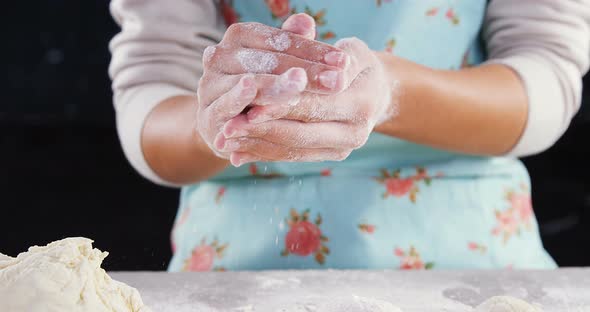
[237,50,279,74]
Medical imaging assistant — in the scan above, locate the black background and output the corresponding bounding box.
[0,1,589,271]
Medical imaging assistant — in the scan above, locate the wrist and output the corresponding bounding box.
[143,95,228,184]
[373,52,437,135]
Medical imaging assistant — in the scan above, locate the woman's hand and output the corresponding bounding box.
[218,36,397,166]
[196,14,351,159]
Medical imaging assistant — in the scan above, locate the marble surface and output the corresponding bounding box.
[111,269,590,312]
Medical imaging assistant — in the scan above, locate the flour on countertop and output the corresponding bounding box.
[257,275,302,290]
[304,295,403,312]
[233,305,254,312]
[353,295,404,312]
[475,296,541,312]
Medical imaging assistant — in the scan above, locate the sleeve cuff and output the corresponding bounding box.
[115,83,195,187]
[485,56,567,157]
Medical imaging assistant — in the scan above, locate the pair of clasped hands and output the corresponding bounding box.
[197,13,394,167]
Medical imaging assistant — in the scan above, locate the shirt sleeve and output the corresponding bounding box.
[483,0,590,157]
[108,0,225,186]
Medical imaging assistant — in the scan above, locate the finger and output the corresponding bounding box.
[247,92,366,123]
[253,67,307,106]
[226,140,347,166]
[225,22,349,67]
[205,75,257,121]
[229,152,259,167]
[333,37,374,88]
[281,13,316,40]
[222,115,369,149]
[214,135,344,165]
[211,46,346,93]
[200,69,306,109]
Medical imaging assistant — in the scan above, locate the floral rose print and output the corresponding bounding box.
[320,31,336,40]
[375,167,435,202]
[358,223,376,234]
[184,237,228,272]
[508,191,533,227]
[468,242,487,254]
[220,0,239,26]
[249,163,284,179]
[492,184,534,244]
[302,6,336,41]
[425,6,460,25]
[492,208,520,244]
[281,208,329,264]
[171,206,191,253]
[395,246,434,270]
[445,8,460,25]
[425,7,440,16]
[215,186,226,204]
[385,38,396,53]
[266,0,292,19]
[387,177,415,197]
[304,6,327,26]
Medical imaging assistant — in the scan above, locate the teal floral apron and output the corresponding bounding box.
[168,0,556,272]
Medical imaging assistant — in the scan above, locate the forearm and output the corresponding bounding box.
[375,52,528,156]
[142,95,228,184]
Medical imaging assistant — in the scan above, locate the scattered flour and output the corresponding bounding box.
[257,275,302,290]
[353,295,404,312]
[237,50,279,74]
[258,276,286,289]
[308,295,403,312]
[233,305,254,312]
[266,32,292,51]
[475,296,541,312]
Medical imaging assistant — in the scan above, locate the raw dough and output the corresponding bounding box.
[475,296,541,312]
[0,237,151,312]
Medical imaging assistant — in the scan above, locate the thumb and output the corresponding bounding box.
[281,13,316,40]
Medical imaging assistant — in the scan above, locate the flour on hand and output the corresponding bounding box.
[237,50,279,74]
[0,237,151,312]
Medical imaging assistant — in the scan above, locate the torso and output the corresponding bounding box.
[168,0,556,272]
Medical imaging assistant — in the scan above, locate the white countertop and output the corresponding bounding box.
[111,269,590,312]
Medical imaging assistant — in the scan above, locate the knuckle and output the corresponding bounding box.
[224,23,242,39]
[198,72,213,89]
[202,46,224,71]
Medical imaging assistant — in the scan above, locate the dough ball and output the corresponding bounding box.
[0,237,151,312]
[475,296,541,312]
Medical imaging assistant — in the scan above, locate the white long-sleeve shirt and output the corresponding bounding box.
[108,0,590,186]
